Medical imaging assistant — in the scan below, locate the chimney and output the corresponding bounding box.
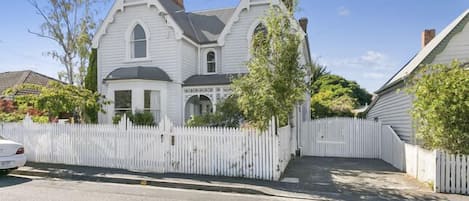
[299,18,308,33]
[173,0,184,9]
[421,29,435,48]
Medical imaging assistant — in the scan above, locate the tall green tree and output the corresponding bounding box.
[232,3,306,130]
[308,61,329,87]
[28,0,102,85]
[84,48,98,122]
[85,48,97,92]
[406,61,469,154]
[310,74,372,119]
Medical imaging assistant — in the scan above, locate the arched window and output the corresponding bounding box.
[206,51,216,73]
[253,23,267,37]
[131,24,147,58]
[252,23,267,49]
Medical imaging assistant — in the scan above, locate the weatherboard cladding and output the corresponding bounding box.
[98,4,179,85]
[367,83,414,143]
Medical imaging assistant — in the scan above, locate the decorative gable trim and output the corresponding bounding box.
[217,0,305,46]
[92,0,185,48]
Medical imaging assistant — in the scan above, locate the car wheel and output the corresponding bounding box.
[0,170,10,176]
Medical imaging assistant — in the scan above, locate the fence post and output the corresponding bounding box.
[378,121,382,159]
[270,117,280,180]
[435,150,440,192]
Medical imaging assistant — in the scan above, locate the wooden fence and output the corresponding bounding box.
[380,125,405,170]
[0,116,295,180]
[436,152,469,194]
[300,118,381,158]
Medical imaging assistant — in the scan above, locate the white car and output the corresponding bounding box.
[0,135,27,175]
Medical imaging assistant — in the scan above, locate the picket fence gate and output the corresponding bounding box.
[0,116,295,180]
[436,152,469,194]
[300,117,382,158]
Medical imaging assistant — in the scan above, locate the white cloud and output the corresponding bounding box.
[338,6,350,16]
[363,72,386,79]
[318,51,398,92]
[361,51,385,63]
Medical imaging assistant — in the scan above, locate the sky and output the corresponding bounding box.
[0,0,468,92]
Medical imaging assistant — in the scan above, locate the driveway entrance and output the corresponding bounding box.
[301,118,382,158]
[282,157,455,201]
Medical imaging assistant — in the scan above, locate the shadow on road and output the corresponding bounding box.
[282,157,446,201]
[21,158,450,201]
[0,175,33,188]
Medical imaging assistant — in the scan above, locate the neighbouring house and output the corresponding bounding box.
[366,9,469,143]
[92,0,312,125]
[0,70,60,99]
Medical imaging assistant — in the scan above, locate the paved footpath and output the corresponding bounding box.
[0,175,311,201]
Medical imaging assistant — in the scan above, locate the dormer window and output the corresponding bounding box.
[207,51,216,73]
[131,24,147,58]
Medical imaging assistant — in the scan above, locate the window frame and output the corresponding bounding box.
[144,90,161,123]
[125,21,151,62]
[114,90,132,115]
[131,24,147,59]
[206,50,217,74]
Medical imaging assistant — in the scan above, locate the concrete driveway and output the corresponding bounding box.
[282,157,467,201]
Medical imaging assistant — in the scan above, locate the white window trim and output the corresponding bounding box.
[247,19,264,46]
[247,20,266,59]
[204,48,217,74]
[114,90,132,114]
[106,80,168,124]
[125,20,151,62]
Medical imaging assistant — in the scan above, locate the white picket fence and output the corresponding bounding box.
[0,117,295,180]
[436,152,469,194]
[380,125,405,170]
[300,118,381,158]
[377,125,468,195]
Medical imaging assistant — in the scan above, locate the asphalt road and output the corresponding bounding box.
[0,175,311,201]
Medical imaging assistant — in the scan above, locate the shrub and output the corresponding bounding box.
[132,112,155,126]
[0,112,24,122]
[112,112,155,126]
[406,61,469,154]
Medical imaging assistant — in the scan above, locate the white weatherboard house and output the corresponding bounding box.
[92,0,312,125]
[367,9,469,143]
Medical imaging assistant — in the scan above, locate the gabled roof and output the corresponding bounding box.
[92,0,297,47]
[0,70,60,96]
[158,0,235,44]
[104,66,172,82]
[376,9,469,94]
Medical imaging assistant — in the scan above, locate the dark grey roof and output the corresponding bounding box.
[105,67,172,82]
[183,74,244,86]
[0,71,29,95]
[0,70,60,96]
[158,0,235,44]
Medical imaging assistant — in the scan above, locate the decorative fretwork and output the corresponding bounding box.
[183,86,232,104]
